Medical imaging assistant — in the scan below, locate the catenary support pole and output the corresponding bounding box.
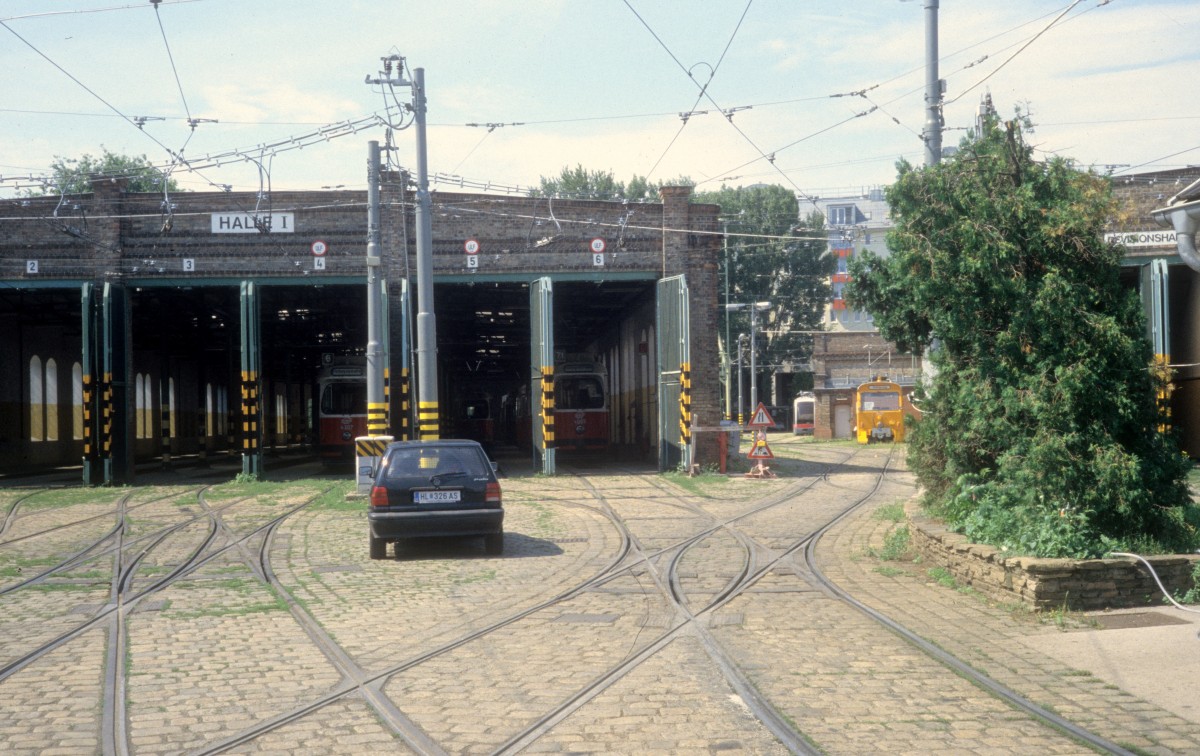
[413,67,439,439]
[365,141,387,435]
[923,0,942,167]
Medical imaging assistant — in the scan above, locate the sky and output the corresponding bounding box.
[2,0,1198,202]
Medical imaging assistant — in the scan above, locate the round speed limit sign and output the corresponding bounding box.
[589,238,606,253]
[311,240,327,256]
[464,238,481,255]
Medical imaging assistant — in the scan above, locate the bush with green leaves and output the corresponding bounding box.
[847,113,1197,558]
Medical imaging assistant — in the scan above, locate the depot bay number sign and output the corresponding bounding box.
[211,212,295,234]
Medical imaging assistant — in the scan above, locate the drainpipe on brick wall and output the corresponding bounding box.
[1152,178,1200,272]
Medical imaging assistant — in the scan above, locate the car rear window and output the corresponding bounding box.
[382,446,488,481]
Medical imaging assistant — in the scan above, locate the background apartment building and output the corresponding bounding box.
[808,189,919,439]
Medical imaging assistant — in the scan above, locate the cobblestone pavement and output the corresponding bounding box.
[0,445,1197,754]
[814,454,1200,755]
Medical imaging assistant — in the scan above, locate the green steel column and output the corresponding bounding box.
[81,283,100,485]
[656,275,690,472]
[239,281,262,477]
[101,282,132,485]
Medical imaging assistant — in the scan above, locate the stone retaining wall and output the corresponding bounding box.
[906,500,1200,611]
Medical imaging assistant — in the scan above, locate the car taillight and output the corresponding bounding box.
[485,481,502,504]
[370,486,389,507]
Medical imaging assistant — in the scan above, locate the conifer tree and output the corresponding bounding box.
[847,115,1198,558]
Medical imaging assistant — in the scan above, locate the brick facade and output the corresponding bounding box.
[1,178,723,471]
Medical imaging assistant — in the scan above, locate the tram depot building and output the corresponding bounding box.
[5,166,1200,483]
[0,176,722,482]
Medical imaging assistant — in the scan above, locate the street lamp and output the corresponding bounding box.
[726,301,771,423]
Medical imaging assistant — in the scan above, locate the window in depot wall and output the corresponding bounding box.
[219,385,229,436]
[275,389,287,435]
[29,356,46,441]
[205,383,214,437]
[837,256,848,274]
[168,377,177,439]
[44,358,58,442]
[136,373,156,439]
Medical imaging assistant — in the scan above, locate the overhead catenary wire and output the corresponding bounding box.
[622,0,824,208]
[0,0,1157,205]
[945,0,1086,106]
[2,11,272,207]
[151,0,192,125]
[641,0,753,181]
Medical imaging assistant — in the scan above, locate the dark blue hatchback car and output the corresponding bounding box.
[368,440,504,558]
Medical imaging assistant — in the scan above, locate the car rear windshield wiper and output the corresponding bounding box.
[430,471,469,486]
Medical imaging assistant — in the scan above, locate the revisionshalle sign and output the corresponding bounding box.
[1104,230,1177,248]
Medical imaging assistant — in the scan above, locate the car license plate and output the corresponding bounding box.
[415,490,460,504]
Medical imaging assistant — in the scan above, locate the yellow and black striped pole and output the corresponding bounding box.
[101,371,113,460]
[540,365,555,450]
[356,435,393,494]
[367,400,388,436]
[241,370,259,454]
[383,367,392,433]
[82,372,96,465]
[398,367,411,440]
[418,401,439,440]
[1154,353,1173,434]
[679,361,692,451]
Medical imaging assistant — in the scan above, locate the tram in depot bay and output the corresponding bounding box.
[792,392,815,435]
[553,361,609,452]
[855,378,905,444]
[316,358,368,463]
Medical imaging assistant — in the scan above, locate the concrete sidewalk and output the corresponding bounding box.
[1021,605,1200,726]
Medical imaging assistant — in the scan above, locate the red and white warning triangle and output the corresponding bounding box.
[747,432,774,459]
[748,402,775,428]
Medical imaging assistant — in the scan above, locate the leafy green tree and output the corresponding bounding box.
[532,164,689,201]
[693,184,832,386]
[30,149,179,195]
[846,115,1197,558]
[533,169,832,405]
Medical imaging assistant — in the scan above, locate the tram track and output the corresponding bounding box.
[0,488,232,597]
[0,448,1165,754]
[196,488,448,755]
[796,498,1135,756]
[0,489,56,540]
[192,491,639,754]
[0,448,957,756]
[484,470,813,756]
[699,443,1133,755]
[196,466,829,753]
[465,451,869,752]
[0,488,322,683]
[540,444,1132,755]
